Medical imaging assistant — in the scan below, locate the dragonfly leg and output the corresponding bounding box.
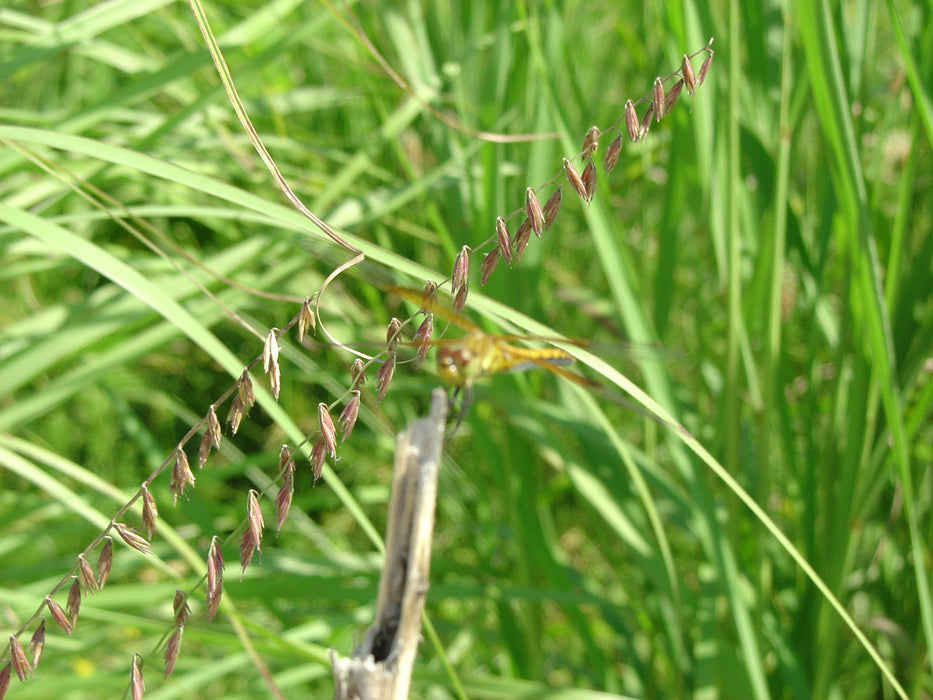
[446,385,473,439]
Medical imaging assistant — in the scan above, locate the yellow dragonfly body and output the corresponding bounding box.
[390,286,599,394]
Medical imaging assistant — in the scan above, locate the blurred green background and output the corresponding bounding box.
[1,1,930,698]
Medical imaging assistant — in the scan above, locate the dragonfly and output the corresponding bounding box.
[388,286,603,420]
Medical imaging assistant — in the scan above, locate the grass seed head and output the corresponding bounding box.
[1,663,11,697]
[310,435,327,483]
[697,50,713,86]
[495,216,513,265]
[666,78,684,114]
[682,53,696,96]
[653,77,665,120]
[581,125,600,159]
[44,596,72,635]
[624,99,639,142]
[28,620,45,668]
[581,161,597,201]
[338,391,361,443]
[246,490,264,552]
[276,458,294,533]
[542,188,561,231]
[603,136,622,175]
[77,554,99,593]
[163,626,182,679]
[206,537,224,621]
[298,298,316,343]
[173,590,191,626]
[375,353,396,402]
[97,537,113,589]
[114,522,151,554]
[239,528,257,572]
[8,635,31,681]
[350,358,367,390]
[562,158,587,201]
[525,188,545,236]
[481,248,499,285]
[131,654,145,700]
[414,317,433,365]
[385,317,402,352]
[142,487,158,539]
[318,403,337,458]
[513,218,533,262]
[639,104,654,141]
[66,579,81,626]
[170,448,195,505]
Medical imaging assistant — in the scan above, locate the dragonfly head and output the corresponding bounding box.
[436,343,473,387]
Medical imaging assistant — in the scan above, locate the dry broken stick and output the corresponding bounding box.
[330,388,448,700]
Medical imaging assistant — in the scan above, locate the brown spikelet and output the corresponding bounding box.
[451,246,470,311]
[639,104,654,141]
[8,635,31,681]
[421,279,437,301]
[376,353,396,402]
[170,448,195,505]
[580,125,600,159]
[238,370,255,408]
[142,486,158,540]
[297,298,316,343]
[203,405,222,461]
[45,596,72,635]
[239,527,257,572]
[0,663,10,698]
[603,135,623,175]
[262,328,279,375]
[28,620,45,668]
[653,77,665,120]
[276,456,294,533]
[263,329,281,400]
[206,537,224,621]
[454,284,469,313]
[697,49,713,86]
[66,579,81,626]
[413,317,433,365]
[451,245,470,292]
[513,218,533,262]
[246,490,264,554]
[682,53,696,96]
[495,216,513,265]
[163,626,182,679]
[173,590,191,626]
[350,358,366,390]
[338,391,361,444]
[114,522,152,554]
[624,100,639,142]
[317,403,337,458]
[480,249,499,286]
[310,436,327,483]
[542,188,561,232]
[525,188,545,236]
[97,537,113,589]
[666,78,684,113]
[385,317,402,352]
[581,161,597,202]
[131,654,145,700]
[77,554,99,593]
[227,394,244,435]
[562,158,587,201]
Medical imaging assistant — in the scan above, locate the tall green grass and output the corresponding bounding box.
[1,1,930,698]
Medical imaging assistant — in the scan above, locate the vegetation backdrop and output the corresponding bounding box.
[0,1,930,699]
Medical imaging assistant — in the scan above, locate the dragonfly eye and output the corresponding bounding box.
[437,345,471,387]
